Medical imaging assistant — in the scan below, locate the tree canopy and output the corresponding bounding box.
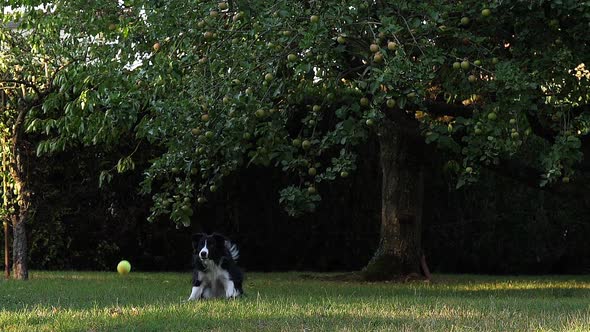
[2,0,589,229]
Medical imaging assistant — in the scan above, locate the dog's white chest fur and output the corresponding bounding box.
[188,260,237,300]
[200,262,230,297]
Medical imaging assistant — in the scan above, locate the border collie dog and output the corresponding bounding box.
[188,233,243,300]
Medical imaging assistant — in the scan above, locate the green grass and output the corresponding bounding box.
[1,272,589,331]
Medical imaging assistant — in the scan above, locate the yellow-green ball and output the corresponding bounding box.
[117,260,131,274]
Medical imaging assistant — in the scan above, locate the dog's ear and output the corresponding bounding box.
[212,233,227,246]
[191,233,205,250]
[212,233,231,252]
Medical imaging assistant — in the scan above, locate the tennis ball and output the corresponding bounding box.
[117,260,131,274]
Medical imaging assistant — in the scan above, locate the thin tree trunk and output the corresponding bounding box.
[10,165,31,280]
[2,135,10,279]
[10,108,32,280]
[362,119,425,280]
[3,220,9,279]
[12,163,32,280]
[12,211,28,280]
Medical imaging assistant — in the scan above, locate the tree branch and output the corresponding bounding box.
[422,100,475,118]
[524,109,556,143]
[381,105,422,139]
[0,79,41,97]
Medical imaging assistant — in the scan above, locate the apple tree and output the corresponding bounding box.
[1,0,147,279]
[134,0,589,279]
[7,0,590,280]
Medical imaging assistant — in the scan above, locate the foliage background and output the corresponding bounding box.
[2,138,588,274]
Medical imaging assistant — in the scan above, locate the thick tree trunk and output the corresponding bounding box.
[362,119,425,280]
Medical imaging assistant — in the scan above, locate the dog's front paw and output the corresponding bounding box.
[225,289,233,299]
[225,287,239,299]
[188,286,202,301]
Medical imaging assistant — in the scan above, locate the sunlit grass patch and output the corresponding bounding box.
[1,272,589,331]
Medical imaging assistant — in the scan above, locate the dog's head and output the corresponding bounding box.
[192,233,237,263]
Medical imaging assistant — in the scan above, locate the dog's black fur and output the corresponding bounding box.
[188,233,243,300]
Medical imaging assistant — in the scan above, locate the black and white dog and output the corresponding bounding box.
[188,233,243,300]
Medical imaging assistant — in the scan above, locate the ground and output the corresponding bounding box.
[1,271,589,331]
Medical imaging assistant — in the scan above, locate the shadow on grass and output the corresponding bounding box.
[297,272,590,299]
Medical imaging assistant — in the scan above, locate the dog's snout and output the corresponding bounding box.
[198,239,209,260]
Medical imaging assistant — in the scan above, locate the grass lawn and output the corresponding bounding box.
[1,271,589,331]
